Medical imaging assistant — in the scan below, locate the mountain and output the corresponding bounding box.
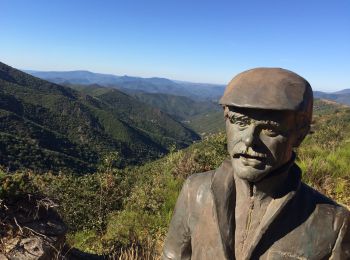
[24,70,121,85]
[313,90,350,105]
[69,84,221,121]
[130,91,221,121]
[186,110,225,136]
[0,62,199,173]
[334,89,350,94]
[25,70,226,100]
[26,70,350,105]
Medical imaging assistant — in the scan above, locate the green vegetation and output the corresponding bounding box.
[186,110,225,136]
[0,134,227,256]
[0,62,199,173]
[69,84,224,136]
[69,84,223,136]
[1,100,349,257]
[313,98,348,115]
[128,91,220,121]
[298,102,350,206]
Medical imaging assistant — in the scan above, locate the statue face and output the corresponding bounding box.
[226,107,299,182]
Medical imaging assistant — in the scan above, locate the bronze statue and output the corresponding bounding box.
[162,68,350,259]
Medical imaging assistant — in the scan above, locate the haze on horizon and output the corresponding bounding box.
[1,0,349,92]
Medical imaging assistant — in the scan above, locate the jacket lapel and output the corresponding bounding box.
[244,164,302,259]
[211,158,302,260]
[243,190,297,259]
[211,158,236,260]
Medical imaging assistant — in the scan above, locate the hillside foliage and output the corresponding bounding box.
[0,62,199,174]
[0,101,349,258]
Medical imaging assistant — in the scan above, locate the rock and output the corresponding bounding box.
[0,253,8,260]
[7,237,45,260]
[0,196,67,260]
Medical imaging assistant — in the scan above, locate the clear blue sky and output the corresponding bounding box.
[1,0,349,91]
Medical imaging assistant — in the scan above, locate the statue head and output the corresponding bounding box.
[219,68,313,182]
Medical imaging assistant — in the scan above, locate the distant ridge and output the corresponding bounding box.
[25,70,226,100]
[334,88,350,95]
[313,90,350,106]
[25,70,350,105]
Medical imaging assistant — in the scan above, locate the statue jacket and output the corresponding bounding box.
[162,158,350,260]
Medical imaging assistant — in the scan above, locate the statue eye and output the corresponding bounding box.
[231,118,248,128]
[261,128,279,137]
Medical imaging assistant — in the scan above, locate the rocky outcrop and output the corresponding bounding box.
[0,196,67,259]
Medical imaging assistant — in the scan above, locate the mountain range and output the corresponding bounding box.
[0,62,200,173]
[24,69,350,136]
[27,70,350,106]
[68,84,221,121]
[3,64,349,173]
[313,90,350,105]
[25,70,226,100]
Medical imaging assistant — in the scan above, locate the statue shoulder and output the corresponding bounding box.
[177,169,216,211]
[298,181,350,220]
[299,182,342,206]
[185,170,215,188]
[184,158,231,191]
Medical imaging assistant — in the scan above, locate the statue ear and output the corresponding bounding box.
[293,124,310,147]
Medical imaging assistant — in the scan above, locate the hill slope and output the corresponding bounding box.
[0,62,199,173]
[69,84,221,121]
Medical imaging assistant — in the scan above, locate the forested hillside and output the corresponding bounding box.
[0,62,199,173]
[69,84,221,121]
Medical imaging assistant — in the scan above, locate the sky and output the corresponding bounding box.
[1,0,349,92]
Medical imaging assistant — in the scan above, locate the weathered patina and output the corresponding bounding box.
[162,68,350,259]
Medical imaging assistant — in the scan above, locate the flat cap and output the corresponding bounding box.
[219,68,313,114]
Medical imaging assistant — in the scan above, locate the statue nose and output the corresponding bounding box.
[243,125,257,147]
[243,135,254,146]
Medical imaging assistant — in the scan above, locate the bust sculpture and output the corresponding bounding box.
[162,68,350,259]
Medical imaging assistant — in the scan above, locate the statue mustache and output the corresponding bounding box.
[232,147,267,158]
